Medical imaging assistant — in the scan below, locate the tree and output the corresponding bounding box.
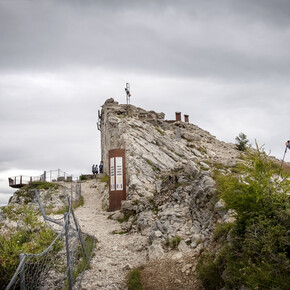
[235,132,249,151]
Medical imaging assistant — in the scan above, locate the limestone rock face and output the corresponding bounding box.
[100,99,241,258]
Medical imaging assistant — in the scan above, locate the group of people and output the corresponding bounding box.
[92,161,103,176]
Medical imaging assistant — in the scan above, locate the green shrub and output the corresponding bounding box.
[0,210,58,288]
[79,175,88,181]
[167,236,181,248]
[213,222,234,241]
[197,145,290,289]
[196,252,224,290]
[127,268,142,290]
[235,132,249,151]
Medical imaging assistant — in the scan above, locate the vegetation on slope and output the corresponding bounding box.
[0,208,59,288]
[197,145,290,289]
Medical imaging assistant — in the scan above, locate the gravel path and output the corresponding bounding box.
[74,179,148,290]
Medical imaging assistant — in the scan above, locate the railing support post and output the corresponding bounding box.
[35,189,47,221]
[64,213,73,290]
[68,197,88,261]
[19,254,25,290]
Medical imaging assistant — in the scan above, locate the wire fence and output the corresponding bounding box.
[4,187,96,290]
[8,169,78,188]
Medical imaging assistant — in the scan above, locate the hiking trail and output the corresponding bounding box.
[74,178,148,290]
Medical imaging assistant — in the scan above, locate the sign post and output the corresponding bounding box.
[109,149,126,211]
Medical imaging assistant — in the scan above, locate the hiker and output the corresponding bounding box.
[92,164,96,176]
[99,161,103,174]
[285,140,290,149]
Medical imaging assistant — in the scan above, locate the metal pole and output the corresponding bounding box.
[280,146,288,176]
[35,189,47,221]
[64,213,73,290]
[68,197,88,261]
[19,254,25,290]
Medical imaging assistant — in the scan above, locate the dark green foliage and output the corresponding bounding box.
[127,268,142,290]
[79,175,89,181]
[197,145,290,289]
[213,222,234,241]
[235,132,249,151]
[196,253,224,290]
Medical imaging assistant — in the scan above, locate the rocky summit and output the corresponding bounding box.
[99,99,240,269]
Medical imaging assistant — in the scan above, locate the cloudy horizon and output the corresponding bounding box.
[1,0,290,204]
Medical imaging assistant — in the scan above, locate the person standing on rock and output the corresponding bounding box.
[285,140,290,149]
[99,161,103,174]
[92,164,97,176]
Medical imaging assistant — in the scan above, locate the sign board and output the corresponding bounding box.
[109,149,126,211]
[110,157,115,191]
[116,157,123,190]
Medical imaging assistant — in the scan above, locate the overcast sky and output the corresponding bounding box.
[1,0,290,204]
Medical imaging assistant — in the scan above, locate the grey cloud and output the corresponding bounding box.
[0,0,290,81]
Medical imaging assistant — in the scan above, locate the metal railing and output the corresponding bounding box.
[5,188,95,290]
[8,169,78,188]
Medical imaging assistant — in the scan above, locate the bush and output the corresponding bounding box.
[80,175,89,181]
[235,132,249,151]
[167,236,181,249]
[197,145,290,289]
[0,209,58,288]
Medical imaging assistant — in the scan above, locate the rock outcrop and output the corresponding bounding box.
[100,99,240,254]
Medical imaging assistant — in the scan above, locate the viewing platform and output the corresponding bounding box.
[8,169,75,188]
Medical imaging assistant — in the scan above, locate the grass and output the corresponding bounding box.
[167,236,181,248]
[28,181,58,190]
[100,174,109,187]
[155,127,165,136]
[174,151,184,158]
[112,230,127,235]
[117,212,131,223]
[145,159,160,173]
[148,198,158,214]
[49,196,84,215]
[127,268,142,290]
[174,182,181,189]
[68,235,96,289]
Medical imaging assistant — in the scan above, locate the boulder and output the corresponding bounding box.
[177,240,191,254]
[148,241,164,259]
[184,160,199,177]
[214,199,227,218]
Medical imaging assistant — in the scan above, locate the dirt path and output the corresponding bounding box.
[74,179,148,290]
